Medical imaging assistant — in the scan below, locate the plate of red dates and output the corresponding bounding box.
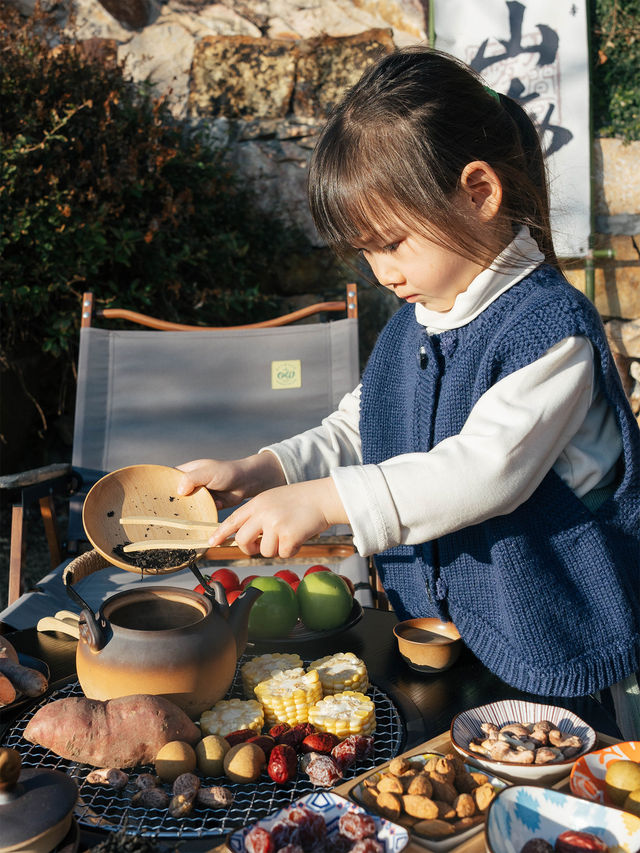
[227,790,409,852]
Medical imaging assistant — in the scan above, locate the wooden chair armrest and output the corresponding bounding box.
[0,463,72,491]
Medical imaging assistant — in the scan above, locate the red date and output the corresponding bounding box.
[244,826,275,853]
[555,832,608,853]
[267,743,298,784]
[225,728,256,746]
[300,732,340,755]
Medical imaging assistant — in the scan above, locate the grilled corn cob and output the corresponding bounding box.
[254,667,322,727]
[240,653,303,699]
[307,652,369,695]
[200,698,264,737]
[307,690,376,737]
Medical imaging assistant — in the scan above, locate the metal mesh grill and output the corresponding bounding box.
[2,654,404,841]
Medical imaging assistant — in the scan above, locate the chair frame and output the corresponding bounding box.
[2,285,393,610]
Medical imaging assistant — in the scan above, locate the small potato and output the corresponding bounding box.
[389,757,413,776]
[434,799,456,820]
[376,790,402,820]
[455,768,479,793]
[473,782,496,812]
[454,792,476,817]
[155,741,197,783]
[223,742,265,783]
[358,785,379,810]
[402,794,439,820]
[407,773,433,797]
[378,773,404,794]
[454,815,484,831]
[196,735,230,777]
[470,771,490,786]
[434,757,456,784]
[428,772,458,804]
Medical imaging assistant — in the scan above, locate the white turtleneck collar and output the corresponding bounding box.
[414,227,545,334]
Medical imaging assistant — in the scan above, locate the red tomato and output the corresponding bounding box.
[240,574,259,589]
[210,568,240,592]
[290,580,300,592]
[226,588,243,605]
[339,575,355,596]
[274,569,300,587]
[304,565,332,576]
[193,583,207,595]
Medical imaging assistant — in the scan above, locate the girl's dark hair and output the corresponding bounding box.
[308,46,558,269]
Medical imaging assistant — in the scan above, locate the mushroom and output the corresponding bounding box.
[547,729,583,755]
[499,723,531,738]
[468,739,491,756]
[488,741,535,764]
[528,725,550,747]
[499,733,537,751]
[480,722,500,740]
[534,747,564,764]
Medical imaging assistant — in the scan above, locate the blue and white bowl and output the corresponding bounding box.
[227,790,409,852]
[450,699,596,785]
[485,785,640,853]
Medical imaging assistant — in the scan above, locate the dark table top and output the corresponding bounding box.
[2,606,622,746]
[0,607,622,851]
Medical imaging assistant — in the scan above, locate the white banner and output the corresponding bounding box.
[435,0,591,257]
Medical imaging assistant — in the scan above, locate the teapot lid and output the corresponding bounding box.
[0,748,77,853]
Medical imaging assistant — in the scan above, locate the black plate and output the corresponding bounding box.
[0,653,50,717]
[248,599,363,645]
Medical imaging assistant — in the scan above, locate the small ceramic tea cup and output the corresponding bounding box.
[393,617,462,673]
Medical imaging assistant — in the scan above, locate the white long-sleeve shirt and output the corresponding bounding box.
[263,229,623,557]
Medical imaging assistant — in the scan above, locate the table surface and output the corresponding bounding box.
[0,606,623,851]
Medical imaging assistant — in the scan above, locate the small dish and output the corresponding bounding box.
[227,791,409,852]
[485,785,640,853]
[350,751,509,851]
[393,618,462,673]
[450,699,596,785]
[570,740,640,805]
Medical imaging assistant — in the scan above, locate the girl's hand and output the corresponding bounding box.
[208,478,348,558]
[176,453,286,509]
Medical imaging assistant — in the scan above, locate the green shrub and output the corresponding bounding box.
[0,4,312,468]
[591,0,640,141]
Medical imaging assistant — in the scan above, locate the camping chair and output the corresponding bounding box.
[1,285,387,628]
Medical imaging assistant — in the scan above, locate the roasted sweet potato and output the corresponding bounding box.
[0,659,48,697]
[0,674,17,706]
[24,694,200,768]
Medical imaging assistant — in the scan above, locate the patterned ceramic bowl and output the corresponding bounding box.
[485,785,640,853]
[227,790,409,852]
[450,699,596,784]
[570,740,640,805]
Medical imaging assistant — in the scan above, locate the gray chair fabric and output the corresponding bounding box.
[1,311,373,629]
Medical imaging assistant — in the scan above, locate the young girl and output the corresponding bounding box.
[177,47,640,722]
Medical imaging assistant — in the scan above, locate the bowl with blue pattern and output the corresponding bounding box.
[485,785,640,853]
[227,790,409,852]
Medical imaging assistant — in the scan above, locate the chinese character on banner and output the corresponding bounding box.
[435,0,590,257]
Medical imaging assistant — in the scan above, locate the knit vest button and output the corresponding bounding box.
[418,344,428,369]
[435,578,448,600]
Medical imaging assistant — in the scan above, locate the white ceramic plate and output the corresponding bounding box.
[485,785,640,853]
[227,790,409,852]
[351,751,509,852]
[450,699,595,784]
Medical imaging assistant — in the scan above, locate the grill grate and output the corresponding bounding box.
[2,654,404,841]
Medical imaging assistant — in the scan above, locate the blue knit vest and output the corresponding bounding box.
[360,265,640,697]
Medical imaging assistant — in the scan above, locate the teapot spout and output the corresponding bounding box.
[227,586,262,656]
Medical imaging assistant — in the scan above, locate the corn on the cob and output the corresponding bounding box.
[240,653,303,699]
[200,698,264,737]
[307,690,376,738]
[307,652,369,695]
[254,667,322,727]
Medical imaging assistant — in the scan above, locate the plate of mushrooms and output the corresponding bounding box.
[449,699,596,784]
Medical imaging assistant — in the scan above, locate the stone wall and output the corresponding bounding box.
[12,0,640,409]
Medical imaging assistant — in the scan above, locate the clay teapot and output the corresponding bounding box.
[59,550,261,719]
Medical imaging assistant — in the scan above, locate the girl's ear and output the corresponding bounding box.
[460,160,502,222]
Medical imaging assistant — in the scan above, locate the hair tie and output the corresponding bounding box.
[483,85,501,103]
